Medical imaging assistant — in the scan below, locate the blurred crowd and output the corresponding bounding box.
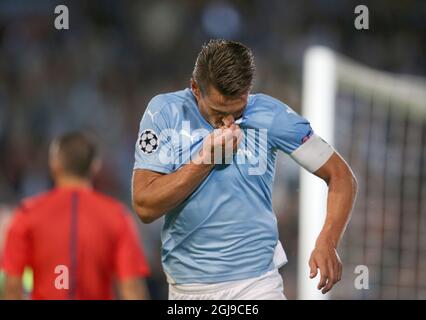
[0,0,424,299]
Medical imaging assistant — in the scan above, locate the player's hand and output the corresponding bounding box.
[196,124,243,165]
[308,239,342,294]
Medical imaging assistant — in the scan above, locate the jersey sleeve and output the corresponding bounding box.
[134,95,174,174]
[114,208,150,280]
[1,208,30,277]
[269,103,334,173]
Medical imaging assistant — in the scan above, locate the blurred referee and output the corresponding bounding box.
[1,132,150,300]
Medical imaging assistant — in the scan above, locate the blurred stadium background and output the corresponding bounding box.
[0,0,425,299]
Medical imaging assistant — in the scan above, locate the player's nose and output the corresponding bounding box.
[222,114,235,127]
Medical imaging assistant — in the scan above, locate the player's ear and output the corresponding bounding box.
[90,157,102,178]
[190,78,201,99]
[48,141,62,177]
[49,155,64,182]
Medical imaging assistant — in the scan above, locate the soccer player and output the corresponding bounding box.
[132,39,358,299]
[2,132,150,300]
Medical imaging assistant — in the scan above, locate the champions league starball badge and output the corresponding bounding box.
[139,129,159,154]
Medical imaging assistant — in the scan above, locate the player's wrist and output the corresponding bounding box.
[191,148,215,169]
[315,233,338,249]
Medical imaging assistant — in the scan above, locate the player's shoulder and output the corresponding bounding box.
[250,93,292,115]
[253,93,305,124]
[244,93,301,130]
[147,88,191,114]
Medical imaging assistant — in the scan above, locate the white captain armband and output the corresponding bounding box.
[290,133,334,173]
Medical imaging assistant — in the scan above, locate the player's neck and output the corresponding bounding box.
[55,175,92,189]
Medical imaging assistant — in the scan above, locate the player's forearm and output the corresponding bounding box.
[133,162,214,223]
[317,168,358,248]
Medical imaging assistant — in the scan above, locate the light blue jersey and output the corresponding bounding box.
[134,88,315,284]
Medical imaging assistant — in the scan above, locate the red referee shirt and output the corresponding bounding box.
[1,187,150,300]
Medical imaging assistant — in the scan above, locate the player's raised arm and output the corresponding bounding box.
[132,165,211,224]
[132,125,242,223]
